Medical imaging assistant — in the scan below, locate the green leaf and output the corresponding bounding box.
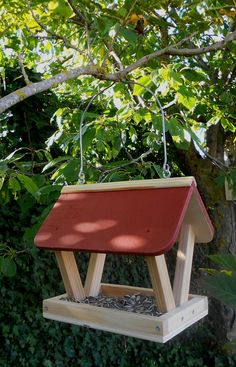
[0,160,8,175]
[133,112,142,123]
[204,271,236,309]
[82,127,96,151]
[152,164,163,178]
[16,174,39,198]
[0,176,5,190]
[37,184,61,197]
[8,176,21,193]
[42,156,71,172]
[5,149,26,162]
[48,0,58,10]
[118,26,138,43]
[152,115,168,132]
[207,115,221,126]
[181,68,207,82]
[133,75,152,96]
[51,159,80,182]
[184,123,203,146]
[0,257,17,277]
[177,86,197,110]
[208,254,236,271]
[159,67,170,81]
[108,172,129,182]
[221,117,236,132]
[168,118,190,150]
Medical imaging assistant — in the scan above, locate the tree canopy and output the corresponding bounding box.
[0,1,236,188]
[1,0,236,354]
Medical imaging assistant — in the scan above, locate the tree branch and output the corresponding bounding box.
[18,54,31,85]
[27,0,89,59]
[1,30,236,114]
[117,30,236,77]
[0,66,98,113]
[66,0,87,22]
[66,0,94,63]
[98,149,152,182]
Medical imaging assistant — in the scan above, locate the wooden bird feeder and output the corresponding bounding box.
[34,177,214,343]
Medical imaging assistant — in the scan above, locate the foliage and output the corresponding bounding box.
[202,254,236,352]
[1,0,236,365]
[203,254,236,310]
[1,218,236,366]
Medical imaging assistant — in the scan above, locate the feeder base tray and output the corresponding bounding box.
[43,284,208,343]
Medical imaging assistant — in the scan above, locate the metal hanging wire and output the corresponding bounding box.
[78,83,115,184]
[122,80,171,178]
[78,80,171,184]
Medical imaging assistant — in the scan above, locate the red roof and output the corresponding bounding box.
[35,178,214,256]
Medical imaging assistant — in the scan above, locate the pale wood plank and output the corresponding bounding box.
[173,224,195,306]
[55,251,85,300]
[146,255,175,313]
[84,253,106,297]
[43,295,164,342]
[183,193,214,243]
[43,294,208,343]
[101,283,154,297]
[155,295,208,341]
[61,177,196,193]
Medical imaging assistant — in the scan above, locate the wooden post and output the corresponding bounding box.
[146,255,175,313]
[173,224,195,306]
[55,251,85,300]
[84,253,106,297]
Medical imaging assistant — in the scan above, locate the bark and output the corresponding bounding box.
[182,125,236,342]
[1,31,236,114]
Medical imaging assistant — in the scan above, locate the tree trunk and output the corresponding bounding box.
[182,124,236,342]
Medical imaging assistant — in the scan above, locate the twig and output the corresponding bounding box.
[1,30,236,114]
[123,0,138,25]
[125,83,146,108]
[17,54,31,85]
[85,23,93,63]
[116,114,134,161]
[78,82,116,182]
[110,51,124,71]
[66,0,94,63]
[66,0,86,22]
[117,30,236,78]
[26,0,89,59]
[98,149,152,182]
[180,110,227,171]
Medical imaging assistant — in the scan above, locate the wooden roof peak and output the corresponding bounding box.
[35,177,214,255]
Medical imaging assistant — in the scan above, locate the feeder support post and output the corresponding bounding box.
[55,251,85,300]
[84,253,106,297]
[146,255,176,313]
[173,223,195,306]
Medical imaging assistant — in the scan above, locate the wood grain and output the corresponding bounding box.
[61,177,196,193]
[43,293,208,343]
[146,255,175,313]
[84,253,106,297]
[173,224,195,306]
[55,251,85,300]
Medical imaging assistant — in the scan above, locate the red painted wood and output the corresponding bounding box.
[35,186,194,256]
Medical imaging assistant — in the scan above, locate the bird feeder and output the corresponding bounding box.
[34,176,214,343]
